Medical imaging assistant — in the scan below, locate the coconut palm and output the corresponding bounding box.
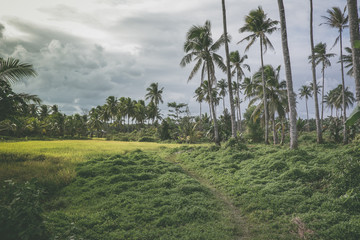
[238,6,279,144]
[347,0,360,102]
[194,86,205,119]
[145,82,164,109]
[217,79,228,112]
[180,20,226,145]
[322,6,349,143]
[230,50,250,132]
[277,0,298,149]
[249,65,287,145]
[0,58,37,84]
[299,85,312,131]
[221,0,237,138]
[309,0,323,143]
[309,42,335,124]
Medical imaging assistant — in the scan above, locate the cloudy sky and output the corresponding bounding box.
[0,0,355,118]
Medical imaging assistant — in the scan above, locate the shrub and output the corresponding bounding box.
[0,180,48,240]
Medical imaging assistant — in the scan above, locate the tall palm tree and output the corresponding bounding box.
[309,0,323,143]
[217,79,228,112]
[145,82,164,109]
[322,6,349,144]
[230,50,250,132]
[277,0,298,149]
[347,0,360,102]
[180,20,226,145]
[238,6,278,144]
[299,85,312,131]
[221,0,237,138]
[309,42,335,125]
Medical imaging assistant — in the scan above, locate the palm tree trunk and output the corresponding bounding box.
[277,0,298,149]
[237,89,242,132]
[339,31,347,144]
[310,0,323,143]
[306,98,310,132]
[321,66,325,124]
[347,0,360,102]
[207,67,220,145]
[272,115,278,145]
[260,38,269,144]
[223,98,226,113]
[221,0,237,138]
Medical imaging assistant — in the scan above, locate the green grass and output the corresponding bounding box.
[45,151,237,239]
[0,140,182,188]
[170,140,360,239]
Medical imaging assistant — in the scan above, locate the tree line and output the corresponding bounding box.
[181,0,360,147]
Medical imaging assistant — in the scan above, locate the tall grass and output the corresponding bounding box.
[0,140,181,189]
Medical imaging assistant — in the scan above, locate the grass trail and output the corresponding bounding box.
[165,152,249,240]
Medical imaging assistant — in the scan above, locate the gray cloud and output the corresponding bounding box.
[0,0,355,118]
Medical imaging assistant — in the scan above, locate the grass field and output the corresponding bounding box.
[0,140,182,187]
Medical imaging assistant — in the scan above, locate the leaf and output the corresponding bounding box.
[346,103,360,126]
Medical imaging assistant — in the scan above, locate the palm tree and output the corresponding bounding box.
[217,79,228,112]
[249,65,287,145]
[322,6,349,143]
[145,82,164,109]
[230,50,250,132]
[309,42,335,124]
[0,58,37,84]
[221,0,237,138]
[309,0,323,144]
[105,96,118,123]
[299,85,312,131]
[277,0,298,149]
[180,20,226,145]
[194,86,205,119]
[238,6,279,144]
[347,0,360,102]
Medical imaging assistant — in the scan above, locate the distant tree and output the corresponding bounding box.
[217,79,228,112]
[180,20,226,145]
[145,82,164,109]
[239,6,278,144]
[321,6,349,143]
[299,85,312,131]
[230,50,250,132]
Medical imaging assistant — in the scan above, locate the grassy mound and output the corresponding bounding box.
[45,150,237,239]
[171,142,360,239]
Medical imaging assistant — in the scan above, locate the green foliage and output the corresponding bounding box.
[46,151,235,239]
[172,142,360,239]
[0,180,48,240]
[243,106,264,142]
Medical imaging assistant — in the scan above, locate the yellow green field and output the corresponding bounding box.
[0,140,184,186]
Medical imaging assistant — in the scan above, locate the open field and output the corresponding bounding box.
[0,140,183,188]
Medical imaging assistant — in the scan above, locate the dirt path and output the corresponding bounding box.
[166,154,250,240]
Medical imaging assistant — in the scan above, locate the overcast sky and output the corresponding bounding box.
[0,0,356,119]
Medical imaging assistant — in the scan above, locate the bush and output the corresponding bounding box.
[138,136,156,142]
[0,180,48,240]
